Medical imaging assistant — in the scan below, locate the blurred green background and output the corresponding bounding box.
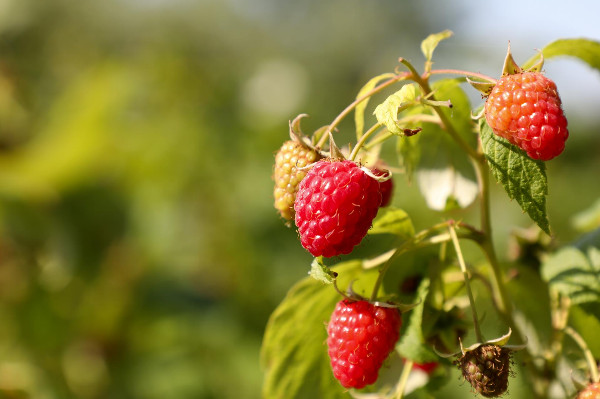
[0,0,598,398]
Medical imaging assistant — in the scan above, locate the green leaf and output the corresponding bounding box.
[309,257,337,284]
[396,278,438,363]
[261,261,378,399]
[354,73,396,140]
[479,118,550,234]
[369,207,415,239]
[541,229,600,307]
[523,38,600,71]
[374,84,420,135]
[541,247,600,305]
[414,79,478,210]
[421,30,453,63]
[572,198,600,233]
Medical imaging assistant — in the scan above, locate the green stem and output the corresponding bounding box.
[428,68,497,83]
[398,58,481,163]
[349,122,382,161]
[316,74,409,149]
[363,114,440,151]
[472,154,513,321]
[368,222,483,300]
[394,360,413,399]
[564,326,599,383]
[449,224,484,343]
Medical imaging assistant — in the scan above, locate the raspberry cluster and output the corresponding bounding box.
[327,299,401,389]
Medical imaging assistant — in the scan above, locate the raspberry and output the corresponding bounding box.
[413,361,439,374]
[456,345,512,398]
[578,382,600,399]
[372,167,393,207]
[327,299,401,389]
[294,159,382,257]
[273,140,321,221]
[484,72,569,161]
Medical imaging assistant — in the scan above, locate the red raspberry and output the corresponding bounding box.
[372,167,393,207]
[294,159,382,257]
[413,361,439,374]
[578,382,600,399]
[327,299,401,389]
[484,72,569,161]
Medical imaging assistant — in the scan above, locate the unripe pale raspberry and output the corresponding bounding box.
[327,300,401,389]
[578,382,600,399]
[294,159,381,257]
[273,140,321,221]
[484,72,569,161]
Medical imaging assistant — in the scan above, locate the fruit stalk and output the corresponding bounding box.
[393,359,413,399]
[449,224,484,343]
[564,326,600,383]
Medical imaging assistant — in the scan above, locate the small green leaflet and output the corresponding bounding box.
[479,118,550,234]
[421,30,453,63]
[309,256,337,284]
[541,228,600,306]
[368,207,415,239]
[523,38,600,72]
[354,72,396,140]
[396,277,438,363]
[374,84,419,135]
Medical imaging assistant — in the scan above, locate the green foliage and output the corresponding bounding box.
[396,278,438,363]
[261,261,376,399]
[541,228,600,306]
[414,79,478,211]
[421,30,453,64]
[368,207,415,238]
[309,257,337,284]
[355,73,397,140]
[523,38,600,71]
[479,118,550,234]
[374,84,420,135]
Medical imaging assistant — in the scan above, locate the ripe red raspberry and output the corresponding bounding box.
[294,159,381,257]
[327,299,401,389]
[273,140,321,222]
[578,382,600,399]
[484,72,569,161]
[372,167,393,207]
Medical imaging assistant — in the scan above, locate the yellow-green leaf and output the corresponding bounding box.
[354,73,396,140]
[523,38,600,71]
[421,30,453,63]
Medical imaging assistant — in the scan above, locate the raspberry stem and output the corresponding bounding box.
[564,326,600,383]
[398,58,482,163]
[393,359,413,399]
[316,74,409,149]
[449,224,484,343]
[428,68,497,84]
[368,222,485,301]
[349,122,382,161]
[362,114,440,151]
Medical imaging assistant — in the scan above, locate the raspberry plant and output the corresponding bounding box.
[263,32,600,398]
